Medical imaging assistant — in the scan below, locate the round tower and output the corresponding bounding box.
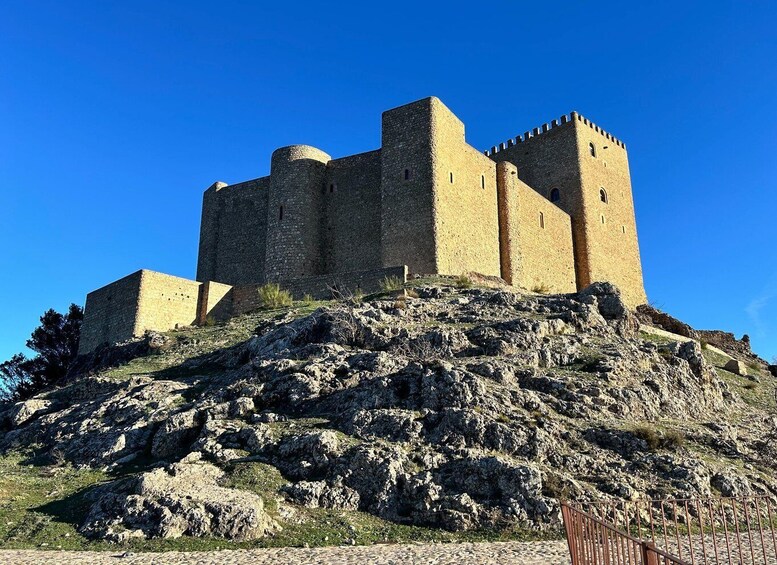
[265,145,330,282]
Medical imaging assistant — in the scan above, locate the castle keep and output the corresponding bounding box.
[79,97,647,354]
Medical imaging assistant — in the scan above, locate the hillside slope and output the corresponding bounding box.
[1,282,775,549]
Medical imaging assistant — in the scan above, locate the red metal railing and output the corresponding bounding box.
[562,496,777,564]
[562,502,688,564]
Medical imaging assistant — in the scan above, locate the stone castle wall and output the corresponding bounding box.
[79,270,203,354]
[196,177,269,286]
[487,112,646,306]
[323,150,383,273]
[380,99,439,275]
[134,271,201,336]
[496,162,576,293]
[79,97,648,353]
[431,98,501,278]
[79,271,145,354]
[572,114,647,307]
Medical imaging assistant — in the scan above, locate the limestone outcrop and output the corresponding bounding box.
[1,283,773,540]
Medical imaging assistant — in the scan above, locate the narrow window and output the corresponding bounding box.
[601,215,605,224]
[279,206,284,220]
[450,172,454,184]
[550,188,560,203]
[404,168,410,181]
[589,142,596,157]
[600,188,608,203]
[622,225,626,234]
[539,212,545,229]
[329,183,335,193]
[481,175,485,189]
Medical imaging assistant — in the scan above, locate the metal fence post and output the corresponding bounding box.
[641,541,659,565]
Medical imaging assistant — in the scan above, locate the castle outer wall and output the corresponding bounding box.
[78,97,647,354]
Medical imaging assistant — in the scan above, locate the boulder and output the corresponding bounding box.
[150,409,202,458]
[724,359,748,377]
[282,479,360,510]
[9,399,52,427]
[81,461,278,541]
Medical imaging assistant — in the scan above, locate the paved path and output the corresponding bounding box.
[0,541,571,564]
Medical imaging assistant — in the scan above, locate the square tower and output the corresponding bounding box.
[490,114,647,306]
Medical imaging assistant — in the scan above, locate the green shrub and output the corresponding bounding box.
[743,382,757,390]
[300,293,314,305]
[662,429,686,450]
[380,275,404,292]
[632,425,685,451]
[455,274,473,289]
[631,424,660,451]
[700,340,709,350]
[257,283,293,309]
[542,472,570,500]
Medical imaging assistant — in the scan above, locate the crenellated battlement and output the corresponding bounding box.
[484,112,626,157]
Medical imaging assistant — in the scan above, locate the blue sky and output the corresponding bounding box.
[1,1,776,362]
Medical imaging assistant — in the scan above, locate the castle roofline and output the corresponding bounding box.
[485,111,626,157]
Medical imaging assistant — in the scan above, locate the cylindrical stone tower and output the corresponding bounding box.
[265,145,330,282]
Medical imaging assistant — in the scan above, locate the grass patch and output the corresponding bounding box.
[0,448,562,551]
[631,425,685,451]
[257,284,293,309]
[455,274,473,289]
[224,462,286,513]
[379,276,404,292]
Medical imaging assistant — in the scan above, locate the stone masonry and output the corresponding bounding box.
[79,97,647,353]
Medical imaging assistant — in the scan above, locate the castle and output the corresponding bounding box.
[78,97,647,354]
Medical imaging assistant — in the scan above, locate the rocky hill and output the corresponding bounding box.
[1,280,775,549]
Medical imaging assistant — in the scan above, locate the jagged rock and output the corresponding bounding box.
[239,423,274,453]
[81,461,278,541]
[282,479,360,510]
[711,472,752,497]
[3,283,769,540]
[9,399,52,427]
[276,431,342,479]
[151,409,202,458]
[724,359,748,376]
[346,409,422,442]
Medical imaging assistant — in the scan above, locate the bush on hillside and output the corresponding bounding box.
[257,284,293,309]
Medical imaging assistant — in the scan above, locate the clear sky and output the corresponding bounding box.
[1,1,776,363]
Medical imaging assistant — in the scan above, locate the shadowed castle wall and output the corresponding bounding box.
[323,150,382,273]
[265,145,330,281]
[196,178,269,286]
[380,99,438,274]
[79,271,145,355]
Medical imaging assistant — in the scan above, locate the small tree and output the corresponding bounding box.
[0,304,83,402]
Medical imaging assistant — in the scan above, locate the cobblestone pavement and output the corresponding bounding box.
[0,541,571,564]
